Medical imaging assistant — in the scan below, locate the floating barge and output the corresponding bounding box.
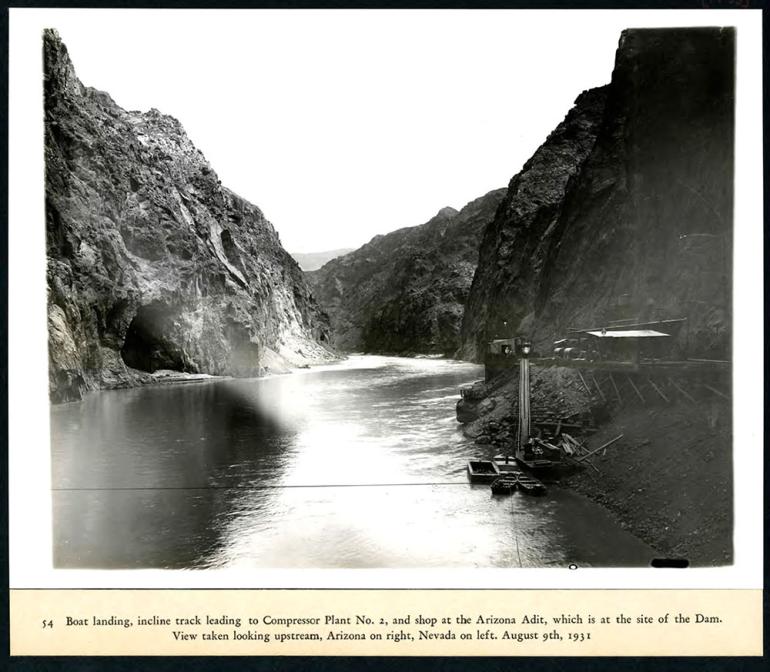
[490,472,547,496]
[515,439,569,476]
[490,474,519,495]
[493,454,519,473]
[466,460,500,484]
[516,472,547,495]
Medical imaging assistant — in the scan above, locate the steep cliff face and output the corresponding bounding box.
[45,30,333,402]
[308,190,506,355]
[461,28,734,361]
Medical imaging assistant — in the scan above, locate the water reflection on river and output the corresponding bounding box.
[51,356,653,568]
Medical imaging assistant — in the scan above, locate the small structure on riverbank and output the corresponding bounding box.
[554,318,687,364]
[484,336,529,382]
[582,328,670,364]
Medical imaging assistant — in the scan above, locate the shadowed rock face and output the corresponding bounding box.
[307,190,506,356]
[460,28,734,362]
[44,29,334,402]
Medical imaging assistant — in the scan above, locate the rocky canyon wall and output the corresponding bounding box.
[307,190,506,355]
[460,28,734,362]
[45,29,334,402]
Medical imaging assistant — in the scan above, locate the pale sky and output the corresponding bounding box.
[18,9,746,252]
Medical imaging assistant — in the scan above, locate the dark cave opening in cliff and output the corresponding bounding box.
[120,304,187,373]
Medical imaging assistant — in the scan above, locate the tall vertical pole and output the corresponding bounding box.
[518,342,531,453]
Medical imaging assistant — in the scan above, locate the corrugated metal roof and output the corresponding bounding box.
[587,330,670,338]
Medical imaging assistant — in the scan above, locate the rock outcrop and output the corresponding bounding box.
[460,28,734,362]
[307,190,506,355]
[45,29,334,402]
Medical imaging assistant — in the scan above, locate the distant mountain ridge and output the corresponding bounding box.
[307,190,506,355]
[290,248,354,271]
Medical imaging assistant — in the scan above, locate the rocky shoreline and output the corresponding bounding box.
[52,353,347,403]
[456,364,732,566]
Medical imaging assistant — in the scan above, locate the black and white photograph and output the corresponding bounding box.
[7,8,763,583]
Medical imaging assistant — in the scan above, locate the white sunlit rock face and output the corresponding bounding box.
[44,29,335,402]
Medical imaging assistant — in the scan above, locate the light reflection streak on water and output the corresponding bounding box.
[51,356,654,569]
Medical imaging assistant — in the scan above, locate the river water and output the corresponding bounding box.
[51,355,653,569]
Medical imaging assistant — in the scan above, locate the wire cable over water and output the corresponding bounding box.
[52,481,473,491]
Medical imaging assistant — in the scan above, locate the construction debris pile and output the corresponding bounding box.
[457,360,732,482]
[458,366,597,449]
